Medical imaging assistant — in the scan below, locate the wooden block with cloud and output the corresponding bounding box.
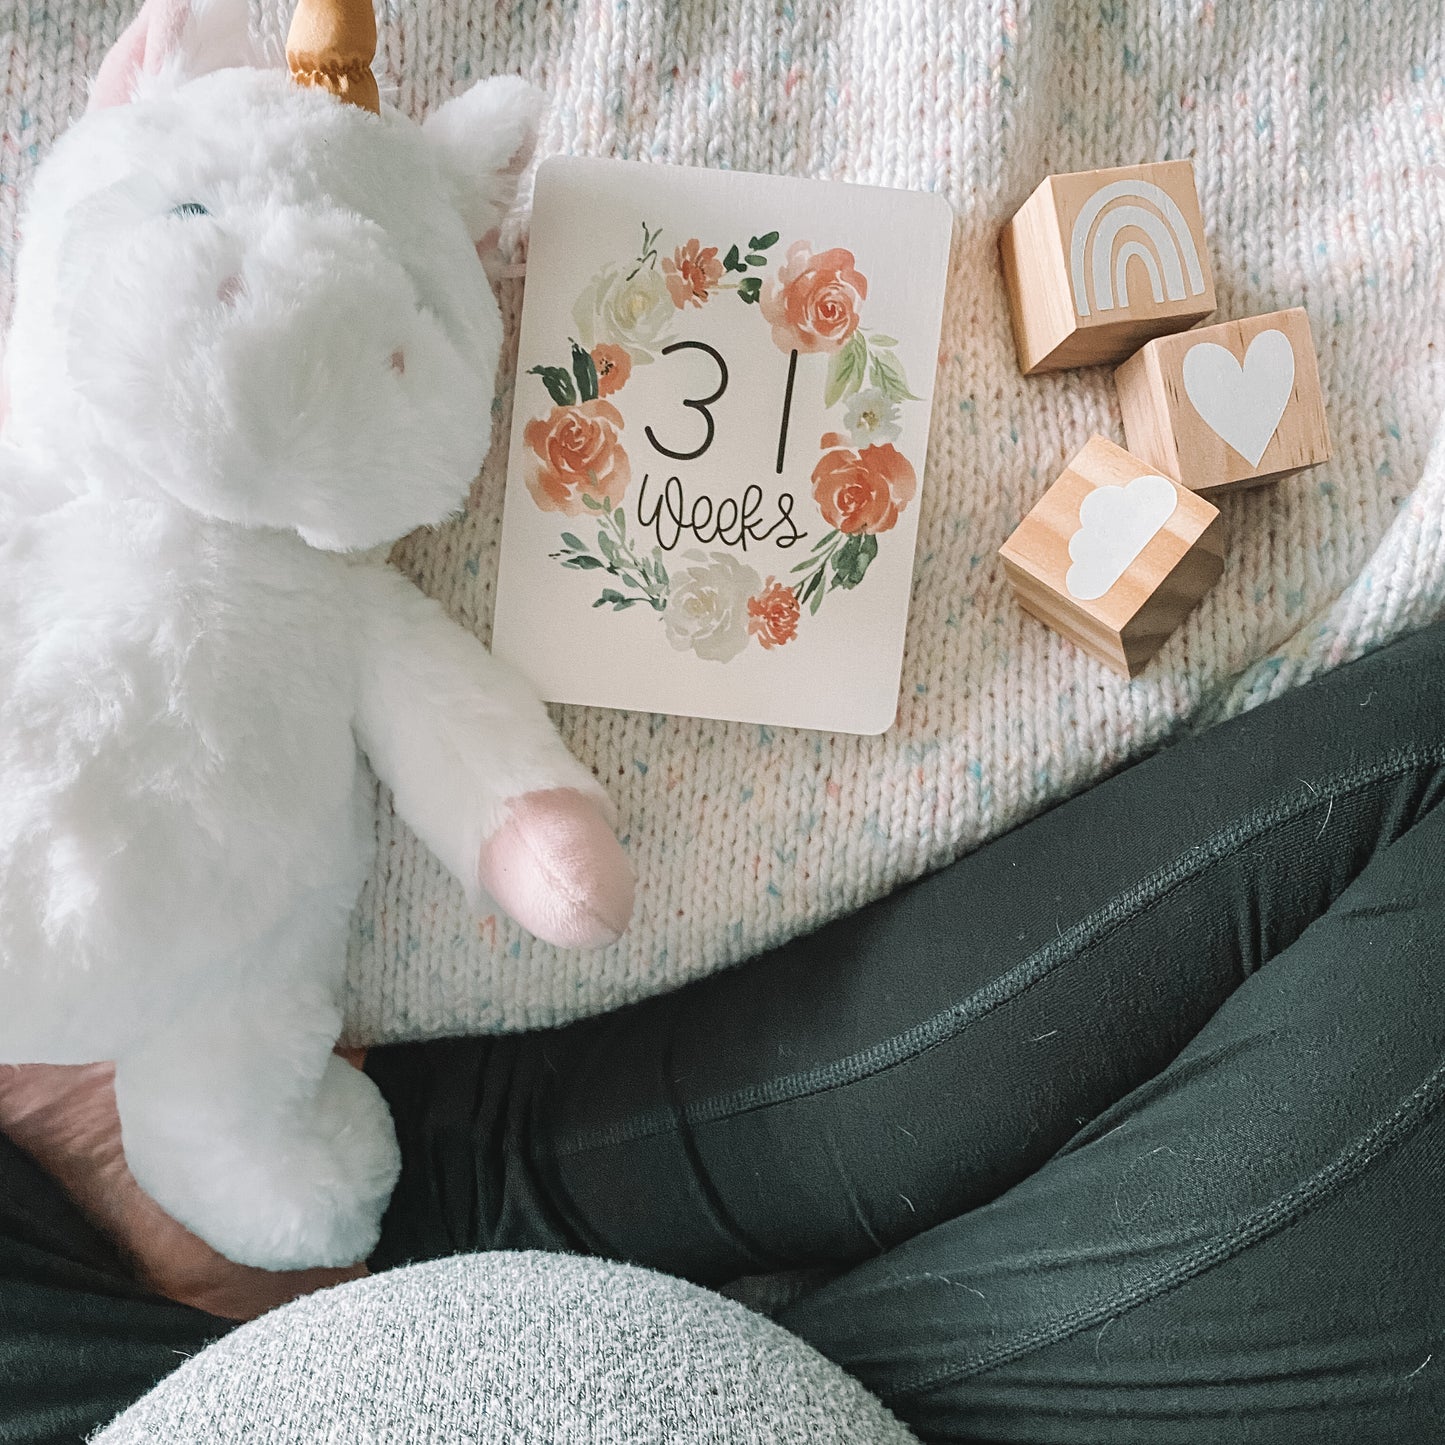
[1115,307,1332,497]
[999,160,1215,375]
[998,435,1224,677]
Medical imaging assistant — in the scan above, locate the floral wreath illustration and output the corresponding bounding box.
[521,222,920,663]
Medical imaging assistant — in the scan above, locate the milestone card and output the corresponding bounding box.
[492,157,953,734]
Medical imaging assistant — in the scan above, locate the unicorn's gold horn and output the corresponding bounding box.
[287,0,380,114]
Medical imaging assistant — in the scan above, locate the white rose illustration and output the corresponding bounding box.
[842,386,902,446]
[663,551,763,663]
[573,263,675,362]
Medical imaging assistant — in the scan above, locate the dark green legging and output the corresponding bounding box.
[5,624,1445,1444]
[367,619,1445,1443]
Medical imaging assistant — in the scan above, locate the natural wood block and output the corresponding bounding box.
[1115,306,1332,497]
[998,435,1224,676]
[999,161,1216,375]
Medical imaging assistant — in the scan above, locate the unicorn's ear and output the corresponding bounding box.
[89,0,259,110]
[422,76,544,248]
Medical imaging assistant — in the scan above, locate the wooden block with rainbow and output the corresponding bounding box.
[998,436,1224,677]
[999,160,1216,374]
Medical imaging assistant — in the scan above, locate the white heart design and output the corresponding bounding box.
[1181,328,1295,467]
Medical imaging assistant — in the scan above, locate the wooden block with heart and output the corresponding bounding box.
[998,435,1225,677]
[1115,307,1332,496]
[999,160,1217,374]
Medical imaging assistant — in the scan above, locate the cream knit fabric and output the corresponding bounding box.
[3,1,1442,1042]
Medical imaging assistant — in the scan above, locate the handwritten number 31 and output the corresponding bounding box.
[644,341,801,475]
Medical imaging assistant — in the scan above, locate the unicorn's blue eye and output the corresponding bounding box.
[169,202,210,218]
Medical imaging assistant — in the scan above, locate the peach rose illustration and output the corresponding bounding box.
[524,400,631,515]
[812,442,916,535]
[747,578,801,649]
[760,242,868,354]
[663,238,724,309]
[590,342,632,397]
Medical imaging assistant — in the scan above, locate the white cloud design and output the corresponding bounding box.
[1065,474,1178,601]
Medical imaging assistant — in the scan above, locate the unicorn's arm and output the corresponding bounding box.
[345,556,635,948]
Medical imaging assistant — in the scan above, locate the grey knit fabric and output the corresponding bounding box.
[95,1252,916,1443]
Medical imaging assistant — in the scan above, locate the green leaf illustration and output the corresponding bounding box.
[869,333,900,347]
[869,349,920,402]
[724,243,744,273]
[824,332,868,408]
[626,221,662,281]
[594,589,641,610]
[749,231,780,250]
[745,253,768,267]
[529,365,576,407]
[830,532,878,590]
[738,276,762,304]
[570,340,599,403]
[581,493,604,511]
[557,515,671,614]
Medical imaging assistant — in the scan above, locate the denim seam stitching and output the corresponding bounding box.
[902,1056,1445,1395]
[550,746,1445,1160]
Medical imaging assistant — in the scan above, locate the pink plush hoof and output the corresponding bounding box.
[478,788,635,948]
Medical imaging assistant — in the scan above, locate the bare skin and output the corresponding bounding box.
[0,1059,368,1321]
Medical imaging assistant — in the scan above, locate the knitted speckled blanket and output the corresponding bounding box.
[4,1,1442,1042]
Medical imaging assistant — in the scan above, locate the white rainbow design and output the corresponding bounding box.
[1068,178,1206,318]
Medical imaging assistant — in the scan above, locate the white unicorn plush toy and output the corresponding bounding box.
[0,0,635,1268]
